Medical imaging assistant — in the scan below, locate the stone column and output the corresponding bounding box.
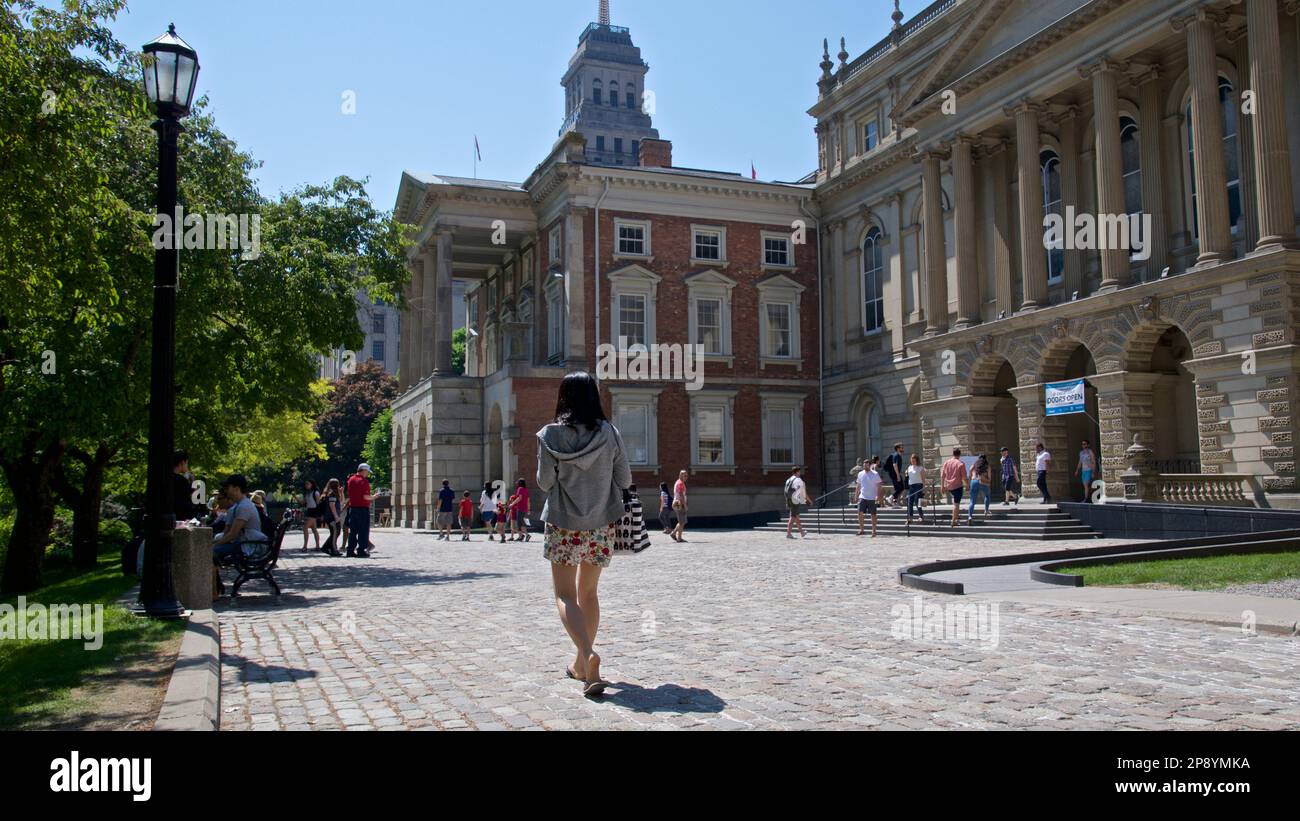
[1057,106,1085,298]
[920,150,949,335]
[420,244,437,380]
[433,230,454,376]
[409,255,425,384]
[1246,0,1298,250]
[1011,101,1048,310]
[888,191,907,356]
[1136,67,1169,275]
[391,434,403,528]
[952,136,981,328]
[399,274,413,391]
[1083,59,1131,292]
[984,139,1015,318]
[1176,9,1233,264]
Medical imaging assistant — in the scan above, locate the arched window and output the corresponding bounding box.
[609,81,619,107]
[1041,149,1064,283]
[865,404,882,461]
[626,88,636,109]
[592,78,602,105]
[862,228,885,333]
[1120,116,1141,216]
[1186,76,1243,238]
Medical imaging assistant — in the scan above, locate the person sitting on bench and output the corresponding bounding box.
[212,474,267,565]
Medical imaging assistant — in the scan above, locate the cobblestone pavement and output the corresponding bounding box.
[217,528,1300,730]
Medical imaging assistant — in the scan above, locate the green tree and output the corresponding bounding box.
[361,408,393,488]
[0,1,413,592]
[451,327,467,376]
[311,361,398,486]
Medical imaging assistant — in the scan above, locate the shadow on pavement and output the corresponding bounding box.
[221,653,319,685]
[601,682,726,714]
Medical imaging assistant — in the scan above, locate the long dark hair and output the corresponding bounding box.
[975,454,990,476]
[554,372,608,428]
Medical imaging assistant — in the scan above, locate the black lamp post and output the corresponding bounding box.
[138,24,199,618]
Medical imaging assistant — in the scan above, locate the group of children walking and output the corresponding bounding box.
[440,480,533,542]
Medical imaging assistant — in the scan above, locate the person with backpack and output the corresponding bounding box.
[536,373,633,698]
[784,466,809,540]
[884,444,907,507]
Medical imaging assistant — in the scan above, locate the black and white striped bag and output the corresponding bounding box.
[613,489,652,555]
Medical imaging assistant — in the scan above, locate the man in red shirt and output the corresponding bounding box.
[940,448,970,528]
[345,464,375,558]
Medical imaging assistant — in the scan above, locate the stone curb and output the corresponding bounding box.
[154,608,220,731]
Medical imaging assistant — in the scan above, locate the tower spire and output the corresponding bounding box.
[598,0,610,25]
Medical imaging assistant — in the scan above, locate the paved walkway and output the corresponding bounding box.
[217,528,1300,730]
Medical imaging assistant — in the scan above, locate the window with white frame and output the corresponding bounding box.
[762,233,792,267]
[761,394,806,468]
[756,275,804,363]
[685,269,735,358]
[549,225,562,265]
[863,118,879,153]
[862,228,885,333]
[611,388,660,467]
[618,293,647,347]
[690,391,736,468]
[545,276,565,364]
[616,220,650,256]
[765,303,792,357]
[692,226,724,262]
[608,265,660,351]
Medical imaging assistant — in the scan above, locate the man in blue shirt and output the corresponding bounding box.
[436,480,456,541]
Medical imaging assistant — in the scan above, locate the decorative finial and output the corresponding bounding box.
[168,22,177,35]
[838,36,849,69]
[598,0,610,26]
[820,39,834,80]
[892,1,904,29]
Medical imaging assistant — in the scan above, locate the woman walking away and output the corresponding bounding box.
[301,480,322,551]
[906,454,926,524]
[968,454,992,525]
[480,482,498,541]
[658,482,674,535]
[320,479,343,556]
[537,373,633,698]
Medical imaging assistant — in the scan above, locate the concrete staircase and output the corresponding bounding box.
[759,502,1101,541]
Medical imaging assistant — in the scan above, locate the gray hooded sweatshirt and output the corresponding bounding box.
[536,421,633,532]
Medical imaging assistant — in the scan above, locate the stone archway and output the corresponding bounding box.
[967,355,1021,502]
[1148,326,1199,472]
[1036,339,1101,504]
[391,432,404,527]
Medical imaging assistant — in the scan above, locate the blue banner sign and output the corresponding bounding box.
[1045,379,1087,417]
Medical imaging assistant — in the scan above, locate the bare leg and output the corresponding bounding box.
[551,564,595,681]
[577,562,603,682]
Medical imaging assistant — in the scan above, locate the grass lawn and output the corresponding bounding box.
[1057,551,1300,591]
[0,548,186,729]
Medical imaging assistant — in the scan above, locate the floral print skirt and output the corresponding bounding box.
[543,523,615,568]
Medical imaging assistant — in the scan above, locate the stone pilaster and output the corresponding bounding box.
[433,230,454,376]
[983,139,1015,318]
[1083,59,1131,291]
[420,244,437,380]
[1089,371,1161,499]
[409,254,425,384]
[563,208,587,370]
[1176,9,1233,264]
[920,149,949,335]
[1246,0,1298,250]
[952,136,981,328]
[1010,101,1049,310]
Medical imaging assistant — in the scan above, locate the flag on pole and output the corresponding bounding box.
[751,161,757,181]
[475,135,482,162]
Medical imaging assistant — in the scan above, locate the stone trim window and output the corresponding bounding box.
[610,387,661,469]
[689,389,737,471]
[608,264,660,350]
[761,392,806,470]
[686,269,736,360]
[860,108,880,155]
[756,274,805,367]
[615,218,651,258]
[761,231,794,269]
[691,224,727,265]
[1041,149,1064,284]
[1183,75,1244,241]
[545,275,565,365]
[862,227,885,335]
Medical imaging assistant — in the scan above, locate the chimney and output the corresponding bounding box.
[639,138,673,168]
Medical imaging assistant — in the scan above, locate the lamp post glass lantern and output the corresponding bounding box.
[138,24,199,618]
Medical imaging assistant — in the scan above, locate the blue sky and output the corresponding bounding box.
[108,0,899,211]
